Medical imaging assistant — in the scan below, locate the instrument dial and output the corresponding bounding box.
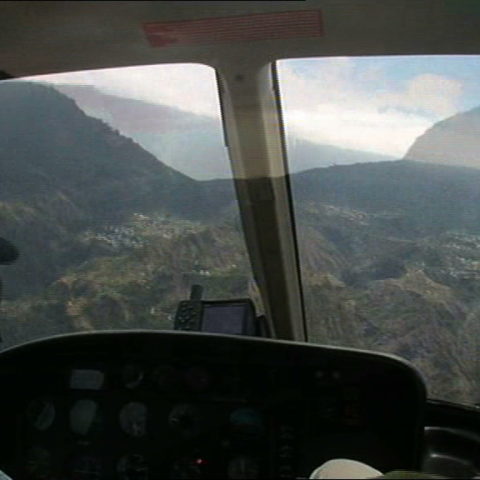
[26,399,55,431]
[168,403,200,438]
[120,402,147,437]
[151,365,181,392]
[184,366,211,392]
[122,364,144,389]
[70,399,103,436]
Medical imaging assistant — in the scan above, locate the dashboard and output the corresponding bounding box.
[0,331,426,479]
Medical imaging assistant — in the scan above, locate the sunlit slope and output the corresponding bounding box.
[405,106,480,169]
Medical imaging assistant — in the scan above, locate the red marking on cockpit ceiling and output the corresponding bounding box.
[143,10,323,47]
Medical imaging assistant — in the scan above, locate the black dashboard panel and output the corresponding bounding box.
[0,331,426,479]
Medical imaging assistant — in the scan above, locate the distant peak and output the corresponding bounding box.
[404,106,480,169]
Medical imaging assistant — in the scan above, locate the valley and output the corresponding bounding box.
[0,81,479,405]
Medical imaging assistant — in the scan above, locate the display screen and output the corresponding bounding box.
[69,369,104,390]
[202,304,246,334]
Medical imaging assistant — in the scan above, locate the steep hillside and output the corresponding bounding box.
[0,81,224,298]
[0,81,206,218]
[405,106,480,169]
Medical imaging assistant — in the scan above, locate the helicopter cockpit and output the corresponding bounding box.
[0,1,479,478]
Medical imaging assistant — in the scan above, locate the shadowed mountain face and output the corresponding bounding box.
[0,81,479,405]
[0,82,232,298]
[0,82,208,219]
[405,106,480,169]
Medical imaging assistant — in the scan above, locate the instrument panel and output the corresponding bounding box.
[0,331,426,479]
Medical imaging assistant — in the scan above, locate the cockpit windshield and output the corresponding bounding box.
[0,64,260,348]
[2,56,480,407]
[277,55,480,406]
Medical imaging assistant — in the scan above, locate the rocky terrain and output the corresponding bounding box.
[0,81,479,405]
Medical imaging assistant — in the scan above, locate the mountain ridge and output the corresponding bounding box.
[51,83,396,179]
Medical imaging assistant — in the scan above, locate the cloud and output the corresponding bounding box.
[376,73,463,117]
[278,58,463,158]
[25,64,221,118]
[285,105,430,158]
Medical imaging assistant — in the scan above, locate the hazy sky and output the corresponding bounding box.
[279,55,480,157]
[27,55,480,160]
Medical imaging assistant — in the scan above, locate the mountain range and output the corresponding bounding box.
[52,83,395,179]
[0,80,479,406]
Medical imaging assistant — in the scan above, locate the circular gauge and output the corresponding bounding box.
[25,446,51,479]
[151,365,181,392]
[317,393,340,421]
[122,364,144,389]
[26,399,55,431]
[168,403,200,438]
[119,402,147,437]
[184,366,211,392]
[117,453,149,480]
[229,408,264,436]
[70,454,102,480]
[70,399,102,436]
[228,456,259,479]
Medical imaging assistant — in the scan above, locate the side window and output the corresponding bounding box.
[277,55,480,406]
